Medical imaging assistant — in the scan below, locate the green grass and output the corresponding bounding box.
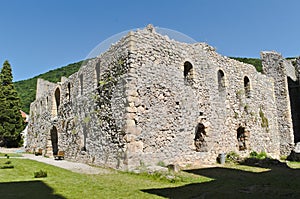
[287,161,300,169]
[0,152,23,157]
[0,158,208,199]
[0,158,300,198]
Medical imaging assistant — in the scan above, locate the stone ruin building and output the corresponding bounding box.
[26,25,300,169]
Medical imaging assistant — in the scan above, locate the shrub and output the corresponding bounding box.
[250,151,268,159]
[157,161,165,167]
[4,160,11,164]
[226,151,240,163]
[34,170,47,178]
[0,165,14,169]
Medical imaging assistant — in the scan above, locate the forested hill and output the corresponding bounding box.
[14,57,262,113]
[14,61,83,113]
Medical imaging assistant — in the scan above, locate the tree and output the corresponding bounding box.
[0,60,25,147]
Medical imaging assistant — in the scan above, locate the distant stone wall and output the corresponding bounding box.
[261,51,294,155]
[27,26,292,170]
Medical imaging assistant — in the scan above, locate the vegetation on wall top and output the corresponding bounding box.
[14,61,83,113]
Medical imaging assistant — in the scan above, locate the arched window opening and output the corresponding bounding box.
[244,76,251,98]
[67,82,71,101]
[95,62,100,87]
[80,74,83,95]
[237,126,249,151]
[55,88,60,115]
[194,123,208,152]
[218,70,225,91]
[184,61,193,85]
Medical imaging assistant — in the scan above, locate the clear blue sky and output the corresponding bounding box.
[0,0,299,81]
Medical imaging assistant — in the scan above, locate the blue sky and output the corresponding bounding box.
[0,0,299,81]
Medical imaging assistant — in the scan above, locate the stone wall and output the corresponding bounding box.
[27,26,291,170]
[123,28,280,168]
[261,52,294,155]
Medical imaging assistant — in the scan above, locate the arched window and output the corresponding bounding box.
[67,82,71,101]
[54,88,60,115]
[95,62,100,87]
[40,100,42,112]
[184,61,193,85]
[217,70,225,91]
[244,76,250,98]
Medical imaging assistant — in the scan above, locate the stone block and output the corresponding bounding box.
[127,141,143,153]
[126,126,142,136]
[126,106,137,113]
[125,119,136,127]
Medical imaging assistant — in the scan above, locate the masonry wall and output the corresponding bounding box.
[121,28,280,168]
[261,52,294,155]
[288,57,300,143]
[27,26,282,170]
[27,33,134,169]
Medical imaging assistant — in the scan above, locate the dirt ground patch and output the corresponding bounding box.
[0,147,111,174]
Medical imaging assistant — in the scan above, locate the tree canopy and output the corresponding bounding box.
[0,60,25,147]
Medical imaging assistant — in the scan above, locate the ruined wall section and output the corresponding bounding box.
[55,34,134,168]
[261,51,294,155]
[27,79,59,155]
[27,33,135,169]
[122,28,280,169]
[206,51,279,157]
[289,57,300,143]
[122,29,211,167]
[27,26,281,169]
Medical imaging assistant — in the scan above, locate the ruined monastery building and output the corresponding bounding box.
[27,25,300,169]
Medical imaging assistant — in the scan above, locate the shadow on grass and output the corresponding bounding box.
[142,164,300,199]
[0,180,65,199]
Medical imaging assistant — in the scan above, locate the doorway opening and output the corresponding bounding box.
[194,123,208,152]
[50,126,58,155]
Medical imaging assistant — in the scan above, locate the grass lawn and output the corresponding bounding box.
[0,152,23,157]
[0,158,300,199]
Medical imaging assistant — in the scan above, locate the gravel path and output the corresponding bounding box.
[0,147,111,175]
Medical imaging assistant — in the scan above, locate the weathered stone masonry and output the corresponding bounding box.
[27,25,300,169]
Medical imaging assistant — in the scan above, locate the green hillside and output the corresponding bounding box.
[14,61,83,113]
[230,57,262,72]
[14,57,262,114]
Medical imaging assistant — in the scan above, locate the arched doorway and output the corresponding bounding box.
[237,126,250,151]
[194,123,207,152]
[50,126,58,155]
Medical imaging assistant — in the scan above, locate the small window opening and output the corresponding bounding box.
[237,126,249,151]
[184,61,193,85]
[244,76,250,98]
[218,70,225,91]
[80,74,83,95]
[54,88,60,115]
[67,82,71,101]
[194,123,208,152]
[95,62,100,87]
